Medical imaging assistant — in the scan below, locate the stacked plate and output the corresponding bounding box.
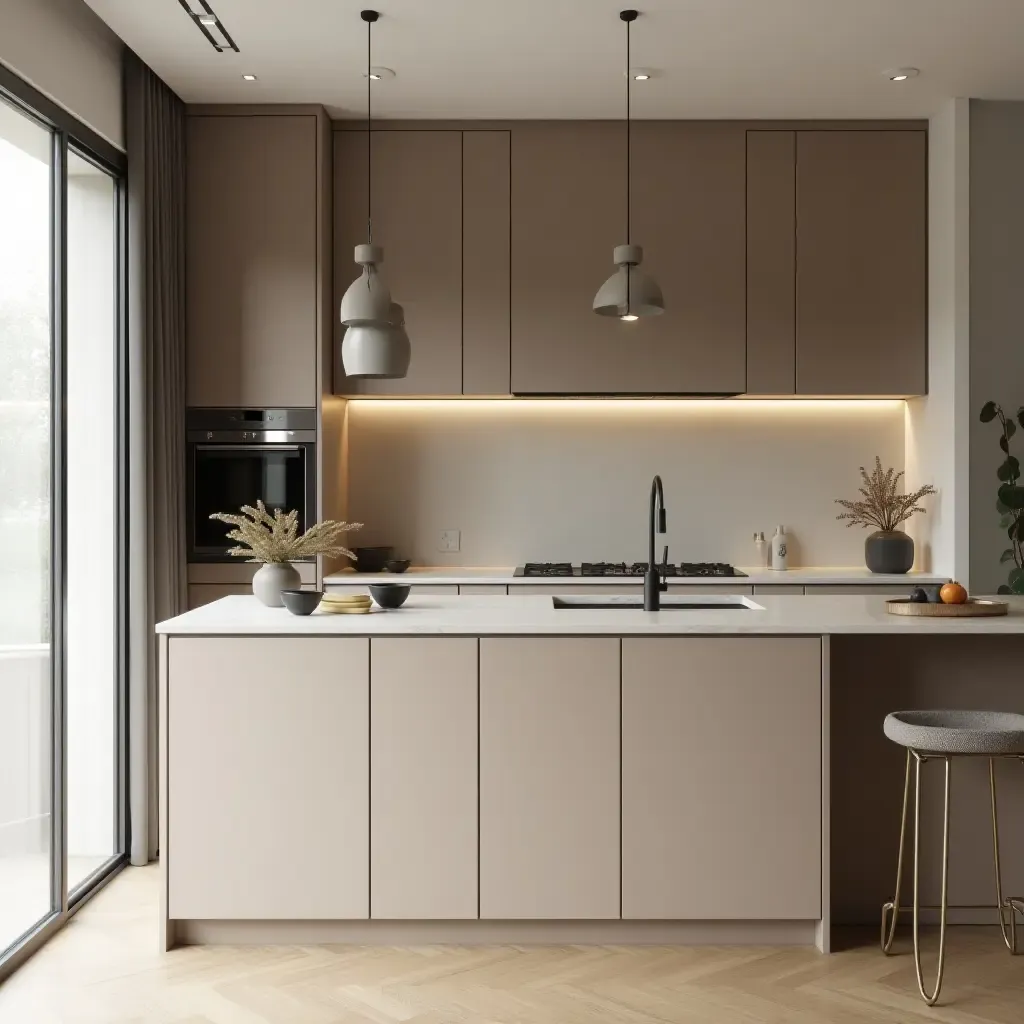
[319,592,373,615]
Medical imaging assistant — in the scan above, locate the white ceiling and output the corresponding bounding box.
[85,0,1024,119]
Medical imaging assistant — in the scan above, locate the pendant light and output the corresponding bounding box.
[593,10,664,321]
[341,10,410,379]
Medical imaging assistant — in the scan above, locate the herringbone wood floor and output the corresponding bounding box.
[0,866,1022,1023]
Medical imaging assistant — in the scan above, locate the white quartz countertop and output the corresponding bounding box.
[323,566,949,586]
[157,594,1024,637]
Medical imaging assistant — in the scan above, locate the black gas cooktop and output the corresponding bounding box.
[515,562,747,578]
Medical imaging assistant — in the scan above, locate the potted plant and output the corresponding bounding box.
[979,401,1024,593]
[210,501,362,607]
[835,457,936,574]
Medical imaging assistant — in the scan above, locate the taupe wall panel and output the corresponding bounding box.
[970,101,1024,592]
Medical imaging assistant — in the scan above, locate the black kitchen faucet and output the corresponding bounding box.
[644,475,669,611]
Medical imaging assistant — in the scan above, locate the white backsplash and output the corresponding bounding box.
[345,400,908,568]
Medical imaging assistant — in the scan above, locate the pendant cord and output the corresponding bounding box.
[366,15,372,244]
[625,14,631,245]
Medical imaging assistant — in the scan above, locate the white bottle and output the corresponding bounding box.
[771,525,788,571]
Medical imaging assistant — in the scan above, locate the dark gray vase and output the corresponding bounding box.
[865,531,914,574]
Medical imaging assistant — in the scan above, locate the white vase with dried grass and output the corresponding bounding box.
[210,501,362,607]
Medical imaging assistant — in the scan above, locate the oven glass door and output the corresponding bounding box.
[192,445,309,557]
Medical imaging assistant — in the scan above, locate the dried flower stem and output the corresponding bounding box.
[210,500,362,563]
[835,456,936,532]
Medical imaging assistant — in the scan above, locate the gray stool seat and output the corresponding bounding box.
[884,709,1024,756]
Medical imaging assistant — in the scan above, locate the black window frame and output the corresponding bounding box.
[0,62,129,978]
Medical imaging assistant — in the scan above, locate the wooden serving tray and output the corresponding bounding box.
[886,598,1009,617]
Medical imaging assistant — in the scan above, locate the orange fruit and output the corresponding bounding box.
[939,581,968,604]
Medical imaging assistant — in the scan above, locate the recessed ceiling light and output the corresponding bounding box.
[626,67,657,81]
[242,74,258,82]
[364,66,396,81]
[886,67,920,82]
[198,13,217,26]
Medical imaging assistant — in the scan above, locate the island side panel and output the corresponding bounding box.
[479,637,620,920]
[831,635,1024,924]
[158,633,172,951]
[166,636,370,921]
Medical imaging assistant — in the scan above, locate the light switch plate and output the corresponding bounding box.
[438,529,461,553]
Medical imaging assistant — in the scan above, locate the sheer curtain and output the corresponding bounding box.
[125,53,186,865]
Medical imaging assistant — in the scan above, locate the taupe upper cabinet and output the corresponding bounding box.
[510,122,746,395]
[748,128,927,396]
[796,130,926,395]
[334,129,510,396]
[335,130,462,395]
[186,113,320,408]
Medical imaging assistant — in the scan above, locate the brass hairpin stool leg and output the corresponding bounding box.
[990,756,1024,954]
[911,752,951,1006]
[880,749,952,1005]
[881,748,911,955]
[881,746,1024,1008]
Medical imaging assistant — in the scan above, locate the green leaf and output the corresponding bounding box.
[1008,420,1018,440]
[1016,518,1024,542]
[998,584,1013,595]
[999,457,1021,481]
[997,497,1011,514]
[1018,406,1024,430]
[998,484,1024,510]
[1011,571,1024,595]
[1001,435,1011,453]
[981,401,999,422]
[1001,548,1018,564]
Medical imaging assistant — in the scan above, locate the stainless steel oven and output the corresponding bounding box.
[187,408,317,562]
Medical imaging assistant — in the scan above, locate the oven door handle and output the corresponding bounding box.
[194,445,303,453]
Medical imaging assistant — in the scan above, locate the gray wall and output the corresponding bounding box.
[0,0,124,150]
[970,100,1024,591]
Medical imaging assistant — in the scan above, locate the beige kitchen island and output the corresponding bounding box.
[156,594,1024,953]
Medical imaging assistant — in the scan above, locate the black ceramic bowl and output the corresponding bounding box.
[368,583,410,609]
[281,589,323,616]
[385,558,411,574]
[353,546,394,573]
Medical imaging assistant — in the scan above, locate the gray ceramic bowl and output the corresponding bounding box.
[368,583,410,609]
[281,589,323,616]
[385,559,411,574]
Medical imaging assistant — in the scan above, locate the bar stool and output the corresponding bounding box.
[880,709,1024,1005]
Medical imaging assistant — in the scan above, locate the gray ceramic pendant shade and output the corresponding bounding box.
[593,244,664,319]
[341,302,411,378]
[339,243,392,326]
[340,10,410,379]
[593,11,664,321]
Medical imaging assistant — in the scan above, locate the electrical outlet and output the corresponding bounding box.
[438,529,461,553]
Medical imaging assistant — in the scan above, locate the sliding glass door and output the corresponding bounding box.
[66,149,121,895]
[0,95,55,957]
[0,73,126,972]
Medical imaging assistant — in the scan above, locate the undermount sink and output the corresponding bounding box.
[551,595,759,611]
